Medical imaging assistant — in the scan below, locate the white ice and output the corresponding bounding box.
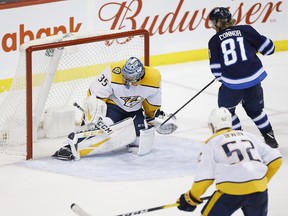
[0,52,287,216]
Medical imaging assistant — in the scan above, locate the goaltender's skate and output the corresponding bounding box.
[52,145,75,161]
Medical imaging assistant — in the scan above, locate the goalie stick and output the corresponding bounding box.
[73,102,85,113]
[160,78,216,127]
[71,196,211,216]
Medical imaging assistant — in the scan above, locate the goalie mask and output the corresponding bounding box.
[208,107,232,133]
[122,57,145,88]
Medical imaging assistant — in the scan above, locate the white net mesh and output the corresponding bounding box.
[0,30,148,158]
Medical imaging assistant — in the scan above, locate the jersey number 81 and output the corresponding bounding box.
[221,37,248,66]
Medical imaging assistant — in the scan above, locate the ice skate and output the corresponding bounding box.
[263,130,279,148]
[51,145,75,161]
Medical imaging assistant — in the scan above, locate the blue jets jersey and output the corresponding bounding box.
[208,25,275,90]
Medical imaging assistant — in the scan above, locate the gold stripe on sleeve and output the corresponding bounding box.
[266,157,282,182]
[143,99,161,118]
[191,180,214,201]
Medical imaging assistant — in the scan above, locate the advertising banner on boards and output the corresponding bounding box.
[0,0,287,81]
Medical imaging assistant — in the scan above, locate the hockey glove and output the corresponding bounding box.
[83,96,107,124]
[177,191,202,212]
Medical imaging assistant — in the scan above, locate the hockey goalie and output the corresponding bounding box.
[52,57,177,161]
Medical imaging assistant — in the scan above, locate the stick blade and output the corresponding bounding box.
[71,203,91,216]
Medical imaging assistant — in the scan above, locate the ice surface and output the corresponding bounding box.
[0,52,287,216]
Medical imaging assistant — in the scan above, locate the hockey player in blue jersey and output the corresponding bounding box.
[208,7,278,148]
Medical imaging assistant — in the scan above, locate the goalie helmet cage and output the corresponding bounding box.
[0,29,150,160]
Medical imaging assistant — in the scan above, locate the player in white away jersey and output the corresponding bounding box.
[177,107,282,216]
[52,57,177,160]
[88,56,162,132]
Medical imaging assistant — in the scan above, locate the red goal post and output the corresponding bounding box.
[0,29,150,160]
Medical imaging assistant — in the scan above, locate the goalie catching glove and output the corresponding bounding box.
[147,110,177,134]
[83,95,107,124]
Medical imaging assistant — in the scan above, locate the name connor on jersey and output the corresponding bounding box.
[219,30,242,40]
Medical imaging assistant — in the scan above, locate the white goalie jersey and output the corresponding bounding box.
[195,129,282,195]
[88,62,162,118]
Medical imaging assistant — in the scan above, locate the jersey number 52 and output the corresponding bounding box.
[222,139,261,164]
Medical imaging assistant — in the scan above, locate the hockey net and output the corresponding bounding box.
[0,29,149,160]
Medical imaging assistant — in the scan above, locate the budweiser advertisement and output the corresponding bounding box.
[0,0,287,81]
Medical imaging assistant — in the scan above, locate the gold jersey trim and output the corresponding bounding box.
[216,176,268,195]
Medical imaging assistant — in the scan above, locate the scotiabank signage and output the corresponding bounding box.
[0,0,286,79]
[2,17,82,53]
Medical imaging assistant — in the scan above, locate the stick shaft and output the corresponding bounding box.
[73,102,85,112]
[115,203,178,216]
[160,78,216,126]
[71,196,211,216]
[115,195,211,216]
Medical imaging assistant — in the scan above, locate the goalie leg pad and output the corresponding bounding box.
[53,117,137,160]
[78,117,136,156]
[137,127,156,155]
[67,135,80,161]
[95,118,114,135]
[109,117,136,148]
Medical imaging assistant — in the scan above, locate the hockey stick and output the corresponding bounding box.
[73,102,85,112]
[71,203,92,216]
[71,196,211,216]
[160,78,216,127]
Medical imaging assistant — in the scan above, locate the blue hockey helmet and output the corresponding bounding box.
[209,7,232,30]
[122,57,144,86]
